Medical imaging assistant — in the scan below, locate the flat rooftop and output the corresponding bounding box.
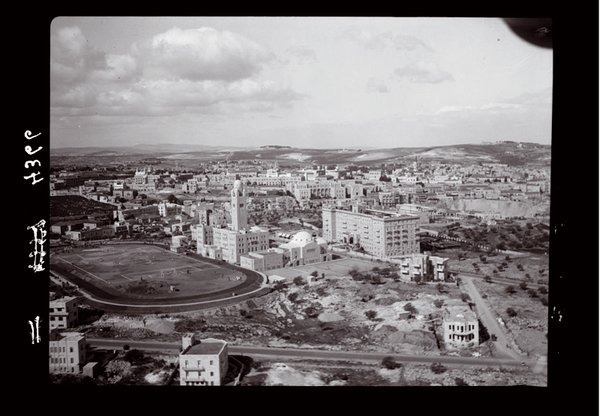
[184,341,226,355]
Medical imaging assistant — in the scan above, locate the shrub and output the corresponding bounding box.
[506,307,517,317]
[310,270,319,277]
[365,310,378,320]
[436,283,448,293]
[287,292,299,302]
[293,276,306,286]
[431,362,447,374]
[519,282,528,290]
[527,289,538,298]
[381,356,402,370]
[433,299,444,309]
[273,281,287,291]
[124,349,145,365]
[538,286,548,294]
[455,377,468,386]
[461,293,471,303]
[484,276,492,283]
[505,285,517,294]
[304,307,319,318]
[540,296,549,306]
[403,303,417,315]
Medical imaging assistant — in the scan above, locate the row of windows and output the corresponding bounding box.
[50,357,74,363]
[50,346,74,353]
[448,324,476,332]
[184,360,214,366]
[186,381,215,386]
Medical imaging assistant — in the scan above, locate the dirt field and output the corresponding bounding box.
[51,244,245,296]
[472,278,548,358]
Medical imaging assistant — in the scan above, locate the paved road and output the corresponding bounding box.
[87,338,539,369]
[460,275,522,360]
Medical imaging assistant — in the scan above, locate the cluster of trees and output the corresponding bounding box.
[349,267,398,285]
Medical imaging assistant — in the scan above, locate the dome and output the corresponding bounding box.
[291,231,313,244]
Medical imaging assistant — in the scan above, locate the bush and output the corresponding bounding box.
[273,281,287,291]
[461,293,471,303]
[310,270,319,277]
[519,282,528,290]
[433,299,444,309]
[304,307,319,318]
[431,362,447,374]
[436,283,448,293]
[505,285,517,294]
[124,349,145,365]
[527,288,538,298]
[455,377,468,386]
[540,296,549,306]
[506,307,518,317]
[381,356,402,370]
[287,292,299,302]
[293,276,306,286]
[484,275,492,283]
[365,310,378,320]
[403,303,417,315]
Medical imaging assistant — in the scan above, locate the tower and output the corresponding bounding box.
[230,179,247,231]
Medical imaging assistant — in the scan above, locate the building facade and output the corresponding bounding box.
[322,206,420,258]
[49,332,87,374]
[443,307,479,348]
[179,335,229,386]
[49,296,80,330]
[398,253,449,282]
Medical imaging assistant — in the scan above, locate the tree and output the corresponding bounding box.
[365,310,378,320]
[436,283,448,293]
[293,276,306,286]
[461,293,471,303]
[540,296,549,306]
[519,281,528,290]
[413,275,422,285]
[505,285,517,294]
[431,362,447,374]
[454,377,468,386]
[538,286,548,294]
[484,275,492,283]
[506,307,518,317]
[381,356,402,370]
[527,289,538,298]
[124,349,145,365]
[273,281,287,291]
[310,270,319,277]
[287,292,299,302]
[433,299,444,309]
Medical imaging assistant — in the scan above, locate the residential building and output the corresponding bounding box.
[49,332,87,374]
[398,253,449,282]
[179,334,228,386]
[49,296,80,330]
[443,307,479,348]
[322,206,420,258]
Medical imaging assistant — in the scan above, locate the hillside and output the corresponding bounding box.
[50,195,116,218]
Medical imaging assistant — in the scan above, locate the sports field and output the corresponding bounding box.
[51,244,248,298]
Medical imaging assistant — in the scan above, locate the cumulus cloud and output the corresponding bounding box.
[51,25,304,118]
[393,61,453,84]
[366,78,390,93]
[343,27,432,52]
[136,27,274,81]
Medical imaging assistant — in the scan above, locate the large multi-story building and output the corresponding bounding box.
[240,249,285,272]
[49,332,87,374]
[443,307,479,348]
[197,180,269,264]
[49,296,80,330]
[179,334,228,386]
[322,206,420,258]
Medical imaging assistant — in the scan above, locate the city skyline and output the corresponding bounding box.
[51,17,553,149]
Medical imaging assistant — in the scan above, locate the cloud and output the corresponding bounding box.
[393,61,453,84]
[51,25,305,118]
[136,27,274,82]
[343,27,432,52]
[366,78,390,93]
[284,46,317,64]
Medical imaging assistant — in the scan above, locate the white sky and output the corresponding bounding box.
[50,17,553,149]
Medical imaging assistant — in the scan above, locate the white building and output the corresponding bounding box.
[49,331,87,374]
[322,206,420,258]
[49,296,80,330]
[240,249,285,272]
[279,231,330,267]
[179,334,228,386]
[397,253,449,282]
[443,307,479,348]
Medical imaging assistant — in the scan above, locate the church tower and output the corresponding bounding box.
[230,179,247,231]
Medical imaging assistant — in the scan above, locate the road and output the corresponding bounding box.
[460,275,522,360]
[87,338,540,370]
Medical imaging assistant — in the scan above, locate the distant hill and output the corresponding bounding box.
[50,142,550,166]
[50,195,116,218]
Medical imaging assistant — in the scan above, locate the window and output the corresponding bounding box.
[70,358,74,363]
[210,360,213,365]
[70,347,73,353]
[210,372,214,376]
